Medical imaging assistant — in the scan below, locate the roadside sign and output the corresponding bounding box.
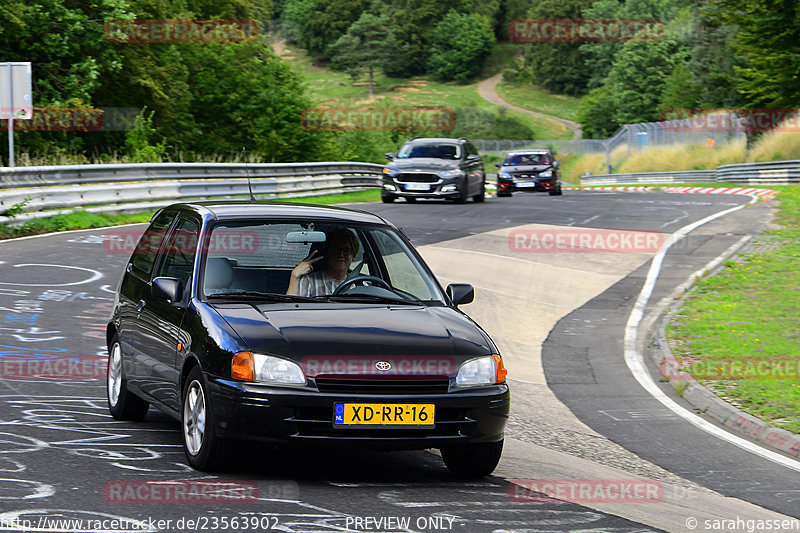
[0,62,32,119]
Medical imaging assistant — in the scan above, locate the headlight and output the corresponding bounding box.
[439,169,462,178]
[232,352,306,385]
[538,170,552,178]
[455,355,507,387]
[383,167,398,176]
[499,171,511,179]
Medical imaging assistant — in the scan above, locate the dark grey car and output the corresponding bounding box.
[381,137,486,203]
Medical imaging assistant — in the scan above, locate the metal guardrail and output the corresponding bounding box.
[582,160,800,186]
[0,162,385,224]
[0,161,385,189]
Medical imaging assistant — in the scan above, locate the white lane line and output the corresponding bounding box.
[623,194,800,473]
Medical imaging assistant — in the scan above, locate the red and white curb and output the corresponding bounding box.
[566,186,778,201]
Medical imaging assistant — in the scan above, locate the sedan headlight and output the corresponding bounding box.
[498,171,511,179]
[232,352,306,385]
[439,169,462,178]
[538,170,553,178]
[383,167,398,176]
[455,355,507,387]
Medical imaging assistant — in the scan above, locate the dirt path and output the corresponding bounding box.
[477,73,582,140]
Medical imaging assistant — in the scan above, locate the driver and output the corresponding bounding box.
[286,228,359,297]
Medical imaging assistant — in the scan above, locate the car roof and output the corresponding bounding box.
[506,149,551,155]
[403,138,466,144]
[163,201,391,226]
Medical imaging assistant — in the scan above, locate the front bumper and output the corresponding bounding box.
[499,177,556,192]
[207,375,510,449]
[382,179,462,199]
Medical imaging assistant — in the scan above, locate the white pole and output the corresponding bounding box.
[7,63,14,168]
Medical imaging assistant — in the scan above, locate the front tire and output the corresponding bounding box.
[182,367,226,471]
[455,180,468,204]
[441,439,503,477]
[107,337,149,421]
[473,179,485,203]
[381,193,395,203]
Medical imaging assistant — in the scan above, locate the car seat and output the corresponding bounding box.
[204,257,234,295]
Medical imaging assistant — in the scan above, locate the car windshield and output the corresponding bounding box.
[397,143,461,160]
[504,153,551,166]
[201,221,445,304]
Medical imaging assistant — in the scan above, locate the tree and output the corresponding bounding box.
[521,0,595,96]
[429,11,495,82]
[281,0,371,58]
[578,85,620,138]
[608,39,684,124]
[328,13,400,97]
[704,0,800,108]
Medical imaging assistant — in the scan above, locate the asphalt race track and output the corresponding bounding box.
[0,191,796,532]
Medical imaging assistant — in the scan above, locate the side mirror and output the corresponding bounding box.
[495,163,502,168]
[152,277,182,303]
[385,152,394,160]
[446,283,474,306]
[553,161,561,168]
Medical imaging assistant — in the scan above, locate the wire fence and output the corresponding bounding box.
[476,115,747,158]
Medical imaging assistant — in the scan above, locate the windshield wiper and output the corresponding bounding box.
[326,294,422,305]
[207,291,317,302]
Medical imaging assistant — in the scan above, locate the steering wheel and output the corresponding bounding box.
[333,275,393,295]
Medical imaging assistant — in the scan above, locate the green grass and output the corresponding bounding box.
[0,190,382,241]
[667,185,800,434]
[495,80,582,122]
[0,210,157,240]
[280,41,573,141]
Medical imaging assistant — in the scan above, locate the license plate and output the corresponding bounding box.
[516,181,535,188]
[333,403,435,426]
[404,183,429,191]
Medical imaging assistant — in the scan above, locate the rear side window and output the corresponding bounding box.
[130,211,174,277]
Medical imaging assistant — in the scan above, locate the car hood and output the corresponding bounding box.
[392,158,460,172]
[209,303,494,378]
[501,165,552,173]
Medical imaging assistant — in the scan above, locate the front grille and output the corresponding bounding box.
[397,173,438,183]
[315,378,450,395]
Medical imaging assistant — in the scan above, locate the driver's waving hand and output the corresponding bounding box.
[286,228,359,297]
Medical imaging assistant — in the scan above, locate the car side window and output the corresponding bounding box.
[154,217,200,288]
[130,211,174,278]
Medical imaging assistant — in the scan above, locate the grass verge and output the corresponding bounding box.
[666,185,800,434]
[0,190,382,241]
[495,80,582,122]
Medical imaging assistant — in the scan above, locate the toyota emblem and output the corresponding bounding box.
[375,361,392,372]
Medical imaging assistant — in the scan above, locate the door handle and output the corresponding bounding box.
[137,300,146,313]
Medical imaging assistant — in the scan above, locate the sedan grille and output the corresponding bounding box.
[315,378,450,395]
[397,173,439,183]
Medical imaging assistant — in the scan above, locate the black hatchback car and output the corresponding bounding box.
[495,149,563,197]
[381,137,486,203]
[106,202,509,476]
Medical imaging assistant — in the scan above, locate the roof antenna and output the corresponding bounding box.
[243,147,256,202]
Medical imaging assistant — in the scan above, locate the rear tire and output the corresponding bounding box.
[442,439,503,478]
[107,337,149,421]
[182,366,227,471]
